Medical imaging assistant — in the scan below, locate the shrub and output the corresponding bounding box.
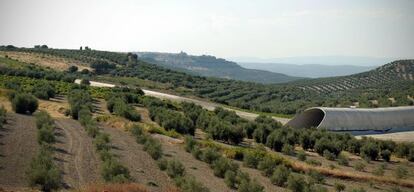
[257,156,280,176]
[235,170,250,184]
[34,111,54,129]
[334,182,346,192]
[37,125,55,144]
[112,98,141,121]
[99,150,114,162]
[27,148,62,191]
[202,147,221,164]
[94,133,111,151]
[337,153,349,166]
[224,170,237,189]
[33,83,55,100]
[166,159,185,178]
[184,136,197,152]
[237,179,264,192]
[354,162,365,172]
[175,176,210,192]
[287,174,306,192]
[101,159,130,182]
[394,166,408,179]
[282,144,295,156]
[360,142,379,161]
[157,158,168,170]
[270,165,290,187]
[11,93,38,114]
[380,149,391,162]
[143,138,163,160]
[0,106,6,128]
[243,151,264,168]
[314,137,340,157]
[191,146,203,160]
[299,131,315,150]
[408,148,414,162]
[297,150,306,161]
[211,157,238,178]
[323,150,336,161]
[307,170,325,184]
[68,66,78,73]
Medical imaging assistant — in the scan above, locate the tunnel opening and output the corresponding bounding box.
[287,108,325,129]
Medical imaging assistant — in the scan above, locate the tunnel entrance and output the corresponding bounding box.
[287,108,325,129]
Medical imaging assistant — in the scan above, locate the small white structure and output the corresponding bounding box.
[287,106,414,131]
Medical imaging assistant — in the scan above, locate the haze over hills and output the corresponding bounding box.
[231,56,396,66]
[135,51,303,84]
[239,63,376,78]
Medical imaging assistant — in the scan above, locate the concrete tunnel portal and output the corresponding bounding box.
[286,106,414,132]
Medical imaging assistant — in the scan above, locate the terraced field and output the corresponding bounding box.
[295,60,414,93]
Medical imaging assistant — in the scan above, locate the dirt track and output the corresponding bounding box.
[0,113,38,190]
[54,118,101,189]
[100,126,173,192]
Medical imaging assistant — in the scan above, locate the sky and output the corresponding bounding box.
[0,0,413,61]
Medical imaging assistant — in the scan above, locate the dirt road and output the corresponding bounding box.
[0,113,38,190]
[54,118,101,189]
[100,126,174,192]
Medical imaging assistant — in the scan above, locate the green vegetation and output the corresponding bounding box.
[129,125,209,191]
[27,111,61,191]
[270,165,290,186]
[10,93,38,114]
[27,147,61,192]
[4,47,413,117]
[183,136,264,191]
[68,88,130,183]
[0,105,6,128]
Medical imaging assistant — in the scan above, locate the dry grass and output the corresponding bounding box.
[289,159,414,188]
[0,51,90,71]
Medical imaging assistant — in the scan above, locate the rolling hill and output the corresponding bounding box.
[1,46,413,115]
[238,62,375,78]
[135,52,302,84]
[292,60,414,93]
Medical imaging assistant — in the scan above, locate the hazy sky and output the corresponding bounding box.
[0,0,413,59]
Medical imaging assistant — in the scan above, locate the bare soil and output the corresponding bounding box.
[53,118,101,189]
[0,113,38,190]
[100,125,174,192]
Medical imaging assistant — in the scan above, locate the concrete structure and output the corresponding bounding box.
[287,106,414,132]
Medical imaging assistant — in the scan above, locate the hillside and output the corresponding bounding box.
[293,60,414,93]
[0,52,414,192]
[1,46,413,115]
[239,62,375,78]
[136,52,302,84]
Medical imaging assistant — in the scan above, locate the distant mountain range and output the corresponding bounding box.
[238,63,376,78]
[135,52,302,84]
[231,56,396,66]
